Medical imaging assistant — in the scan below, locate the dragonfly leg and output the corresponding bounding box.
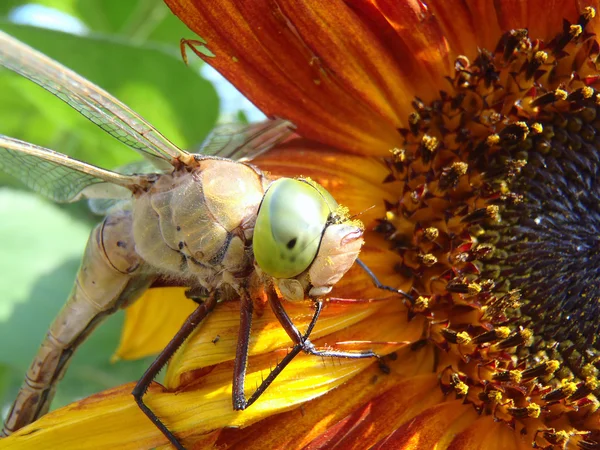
[132,290,218,450]
[231,286,316,411]
[232,286,378,410]
[356,258,414,302]
[179,38,209,66]
[232,290,254,410]
[268,292,379,360]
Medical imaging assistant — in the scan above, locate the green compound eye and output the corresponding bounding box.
[254,178,337,279]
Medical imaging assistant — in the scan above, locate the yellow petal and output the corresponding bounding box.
[113,288,194,361]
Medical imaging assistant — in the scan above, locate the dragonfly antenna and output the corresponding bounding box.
[349,205,376,220]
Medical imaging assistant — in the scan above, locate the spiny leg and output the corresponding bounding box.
[356,258,414,302]
[232,285,379,410]
[132,290,218,450]
[232,287,319,410]
[232,290,254,410]
[267,288,379,360]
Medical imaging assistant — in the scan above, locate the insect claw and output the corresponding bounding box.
[378,358,391,374]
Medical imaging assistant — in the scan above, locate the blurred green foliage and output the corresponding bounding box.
[0,0,221,417]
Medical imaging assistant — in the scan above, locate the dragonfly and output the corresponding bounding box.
[0,31,411,449]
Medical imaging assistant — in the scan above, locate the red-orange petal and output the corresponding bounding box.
[164,0,426,155]
[370,401,479,450]
[345,0,451,97]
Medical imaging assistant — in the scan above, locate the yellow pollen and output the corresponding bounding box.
[553,431,570,443]
[486,134,500,146]
[467,282,482,296]
[514,121,530,140]
[385,211,396,221]
[530,122,543,134]
[414,296,429,312]
[569,24,583,37]
[546,360,560,374]
[497,181,510,195]
[488,390,502,403]
[454,381,469,396]
[486,205,500,222]
[520,328,533,343]
[586,376,599,391]
[421,134,439,152]
[584,6,597,19]
[526,403,541,418]
[424,227,439,241]
[451,161,468,176]
[582,363,599,378]
[582,86,595,99]
[555,88,568,100]
[562,382,578,397]
[409,112,420,124]
[534,50,548,64]
[495,326,511,339]
[456,331,471,345]
[390,147,406,163]
[421,253,437,266]
[507,289,522,306]
[509,370,522,383]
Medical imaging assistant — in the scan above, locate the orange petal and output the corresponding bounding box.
[3,301,421,449]
[426,0,596,60]
[213,340,435,449]
[304,374,444,449]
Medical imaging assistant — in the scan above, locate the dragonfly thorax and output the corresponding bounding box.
[131,158,268,291]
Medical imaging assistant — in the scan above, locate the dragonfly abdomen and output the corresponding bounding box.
[2,211,153,436]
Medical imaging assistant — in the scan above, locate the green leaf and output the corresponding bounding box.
[0,1,193,46]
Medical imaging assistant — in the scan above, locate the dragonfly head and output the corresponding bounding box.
[253,177,364,302]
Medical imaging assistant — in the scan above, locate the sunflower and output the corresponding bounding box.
[5,1,600,449]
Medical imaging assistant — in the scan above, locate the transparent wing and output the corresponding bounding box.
[87,160,161,215]
[0,135,152,203]
[198,119,295,161]
[88,197,131,216]
[0,31,192,169]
